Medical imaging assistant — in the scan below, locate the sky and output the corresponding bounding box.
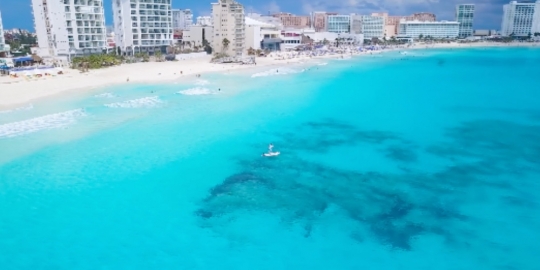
[0,0,506,31]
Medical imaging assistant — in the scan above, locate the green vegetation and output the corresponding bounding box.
[134,52,150,62]
[71,54,122,69]
[154,50,163,62]
[222,38,230,52]
[5,32,37,55]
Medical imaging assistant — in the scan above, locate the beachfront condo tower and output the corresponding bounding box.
[398,20,460,39]
[31,0,107,57]
[501,1,540,36]
[456,4,475,37]
[172,9,193,30]
[0,11,5,53]
[327,14,351,33]
[211,0,245,57]
[350,14,385,39]
[113,0,174,55]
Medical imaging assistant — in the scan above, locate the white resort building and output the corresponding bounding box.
[398,20,460,38]
[456,4,475,37]
[113,0,174,54]
[350,14,385,39]
[172,9,193,30]
[327,14,350,33]
[245,17,281,51]
[534,2,540,34]
[0,11,5,53]
[211,0,245,56]
[501,1,540,36]
[31,0,107,57]
[183,25,213,48]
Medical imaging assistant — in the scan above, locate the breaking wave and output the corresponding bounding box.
[0,109,86,139]
[251,68,305,78]
[177,87,215,96]
[104,96,163,108]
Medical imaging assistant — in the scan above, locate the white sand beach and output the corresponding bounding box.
[0,42,538,109]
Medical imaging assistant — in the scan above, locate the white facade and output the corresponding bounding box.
[31,0,107,57]
[245,17,280,51]
[196,16,212,26]
[351,15,385,39]
[398,20,460,38]
[534,2,540,34]
[327,15,350,33]
[501,1,540,36]
[113,0,174,54]
[183,25,213,47]
[456,4,475,37]
[280,30,303,51]
[0,11,5,52]
[211,0,245,56]
[172,9,193,30]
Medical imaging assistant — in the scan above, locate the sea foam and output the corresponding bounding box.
[194,79,210,86]
[251,68,305,78]
[104,96,163,108]
[0,109,86,139]
[94,92,116,98]
[177,87,215,96]
[0,104,34,114]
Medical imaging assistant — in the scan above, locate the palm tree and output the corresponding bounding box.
[247,47,256,55]
[155,50,163,62]
[222,38,230,53]
[419,34,424,40]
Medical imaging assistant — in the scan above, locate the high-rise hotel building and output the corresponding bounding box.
[501,1,540,36]
[211,0,245,56]
[113,0,174,54]
[456,4,475,37]
[31,0,107,57]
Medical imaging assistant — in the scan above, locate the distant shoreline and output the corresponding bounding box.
[1,42,538,109]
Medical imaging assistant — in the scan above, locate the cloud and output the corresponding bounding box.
[264,1,281,14]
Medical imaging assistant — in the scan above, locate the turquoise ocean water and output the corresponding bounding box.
[1,48,539,269]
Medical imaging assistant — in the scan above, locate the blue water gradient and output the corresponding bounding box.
[1,48,539,269]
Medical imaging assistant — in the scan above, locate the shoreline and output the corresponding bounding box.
[1,42,538,110]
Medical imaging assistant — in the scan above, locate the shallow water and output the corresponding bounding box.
[1,48,539,269]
